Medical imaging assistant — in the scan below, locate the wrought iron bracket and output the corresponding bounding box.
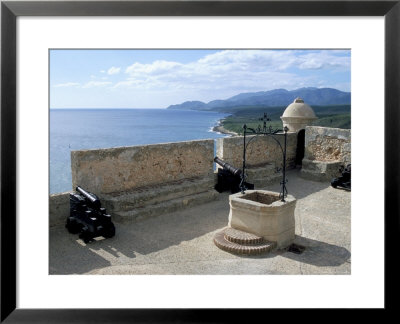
[240,114,289,202]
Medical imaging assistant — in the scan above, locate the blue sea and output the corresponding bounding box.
[50,109,229,194]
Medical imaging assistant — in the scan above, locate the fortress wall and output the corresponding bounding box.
[304,126,351,164]
[51,128,352,223]
[71,139,215,194]
[216,133,298,170]
[49,191,71,227]
[301,126,351,182]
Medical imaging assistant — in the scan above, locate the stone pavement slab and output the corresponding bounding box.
[49,169,351,275]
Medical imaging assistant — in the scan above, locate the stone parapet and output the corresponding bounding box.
[304,126,351,164]
[49,191,71,227]
[70,139,216,223]
[101,177,217,223]
[71,139,215,194]
[216,132,298,173]
[301,126,351,182]
[244,163,282,188]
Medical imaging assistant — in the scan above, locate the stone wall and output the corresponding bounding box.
[216,133,298,187]
[71,139,215,194]
[216,133,298,169]
[48,128,351,225]
[301,126,351,181]
[49,191,71,227]
[304,126,351,164]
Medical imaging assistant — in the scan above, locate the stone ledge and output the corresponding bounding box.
[245,164,282,188]
[113,189,218,223]
[300,158,342,182]
[49,191,72,227]
[101,176,214,212]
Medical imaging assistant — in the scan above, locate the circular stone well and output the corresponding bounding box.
[228,190,297,249]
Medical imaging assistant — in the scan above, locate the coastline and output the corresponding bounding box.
[212,118,238,136]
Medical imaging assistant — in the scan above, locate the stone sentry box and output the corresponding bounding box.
[70,139,217,222]
[228,190,296,249]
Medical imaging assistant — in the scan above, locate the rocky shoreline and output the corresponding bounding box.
[212,119,238,136]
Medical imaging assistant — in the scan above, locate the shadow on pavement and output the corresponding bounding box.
[49,171,348,274]
[280,235,351,267]
[49,230,113,275]
[49,196,230,275]
[265,169,332,200]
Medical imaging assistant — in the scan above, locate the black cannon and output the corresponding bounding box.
[214,156,254,193]
[331,164,351,190]
[66,186,115,243]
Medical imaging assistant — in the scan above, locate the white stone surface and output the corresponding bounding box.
[280,98,317,132]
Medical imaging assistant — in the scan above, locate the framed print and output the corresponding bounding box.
[1,0,399,321]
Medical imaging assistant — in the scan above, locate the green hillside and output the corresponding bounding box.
[219,105,351,135]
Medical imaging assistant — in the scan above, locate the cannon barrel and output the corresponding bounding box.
[76,186,101,208]
[214,156,242,178]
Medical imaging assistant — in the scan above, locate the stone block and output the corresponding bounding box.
[112,189,218,223]
[49,191,71,227]
[215,133,297,173]
[245,164,282,188]
[300,159,342,182]
[304,126,351,164]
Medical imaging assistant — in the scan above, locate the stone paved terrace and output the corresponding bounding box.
[49,169,351,275]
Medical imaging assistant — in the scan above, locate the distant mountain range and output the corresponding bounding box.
[166,87,351,111]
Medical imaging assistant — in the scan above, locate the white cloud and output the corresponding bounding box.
[82,81,112,88]
[196,50,297,72]
[118,52,293,94]
[107,66,121,75]
[53,82,80,88]
[119,50,350,95]
[52,50,350,108]
[125,60,182,77]
[297,52,350,70]
[113,79,145,89]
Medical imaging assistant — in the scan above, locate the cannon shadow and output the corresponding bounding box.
[49,193,230,275]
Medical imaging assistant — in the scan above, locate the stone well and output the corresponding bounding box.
[228,190,296,249]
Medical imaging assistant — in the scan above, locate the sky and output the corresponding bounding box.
[50,49,351,109]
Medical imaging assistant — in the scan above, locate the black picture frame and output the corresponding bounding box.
[1,0,399,321]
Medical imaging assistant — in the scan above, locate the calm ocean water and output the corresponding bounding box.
[50,109,229,194]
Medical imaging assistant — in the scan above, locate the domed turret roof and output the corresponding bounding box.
[282,98,317,119]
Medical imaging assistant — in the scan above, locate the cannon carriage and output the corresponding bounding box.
[331,164,351,190]
[214,156,254,193]
[66,186,115,243]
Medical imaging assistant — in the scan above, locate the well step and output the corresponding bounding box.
[214,227,276,255]
[223,227,264,245]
